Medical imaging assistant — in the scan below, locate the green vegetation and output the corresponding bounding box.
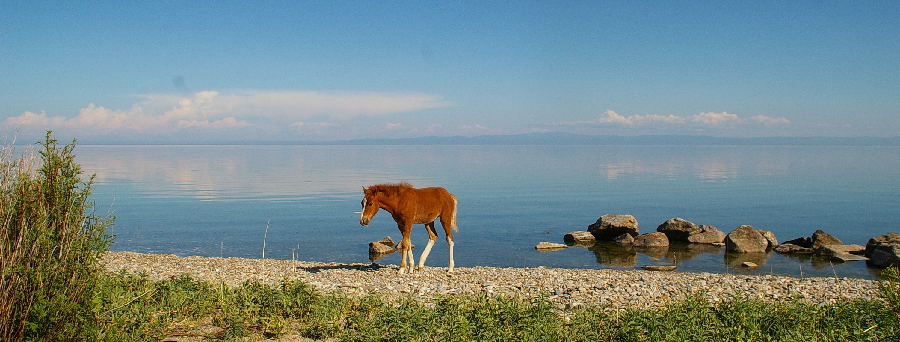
[4,132,900,341]
[0,132,114,341]
[91,270,900,342]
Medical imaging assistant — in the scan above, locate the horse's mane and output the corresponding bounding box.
[368,182,413,197]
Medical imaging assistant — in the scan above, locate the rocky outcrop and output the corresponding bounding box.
[632,232,669,247]
[656,218,701,241]
[588,214,639,240]
[725,225,769,253]
[687,225,727,244]
[865,233,900,267]
[564,231,596,244]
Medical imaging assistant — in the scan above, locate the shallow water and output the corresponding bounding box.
[77,144,900,279]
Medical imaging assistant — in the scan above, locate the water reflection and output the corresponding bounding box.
[78,145,427,201]
[586,242,637,267]
[599,146,791,181]
[724,252,771,272]
[582,242,726,267]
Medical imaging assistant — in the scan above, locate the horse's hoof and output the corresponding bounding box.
[398,268,407,274]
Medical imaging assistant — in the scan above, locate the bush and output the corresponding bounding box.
[0,132,113,341]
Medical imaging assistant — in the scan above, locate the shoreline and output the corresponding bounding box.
[102,251,882,311]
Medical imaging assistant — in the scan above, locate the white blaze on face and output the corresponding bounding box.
[360,197,367,221]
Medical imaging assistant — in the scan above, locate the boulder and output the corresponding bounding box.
[830,253,869,263]
[816,244,865,257]
[688,225,726,244]
[783,236,813,248]
[656,218,700,242]
[368,236,396,254]
[758,230,778,249]
[564,231,596,244]
[869,244,900,267]
[725,225,769,253]
[535,242,568,250]
[588,214,639,240]
[632,232,669,247]
[865,233,900,267]
[865,232,900,257]
[774,243,813,254]
[613,233,634,245]
[811,230,843,250]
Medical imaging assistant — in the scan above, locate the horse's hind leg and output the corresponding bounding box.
[398,222,415,274]
[417,222,439,272]
[440,215,455,273]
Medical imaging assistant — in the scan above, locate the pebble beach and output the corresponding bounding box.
[102,251,882,311]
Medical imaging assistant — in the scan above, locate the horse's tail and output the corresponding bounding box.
[450,194,459,232]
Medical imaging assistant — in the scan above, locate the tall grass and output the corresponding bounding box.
[0,132,113,341]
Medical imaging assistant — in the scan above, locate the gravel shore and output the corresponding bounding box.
[102,251,882,311]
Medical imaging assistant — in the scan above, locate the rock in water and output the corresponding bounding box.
[758,230,778,249]
[588,214,639,240]
[656,217,701,242]
[866,233,900,267]
[725,225,769,253]
[865,232,900,257]
[774,243,813,254]
[369,236,396,254]
[535,242,568,250]
[613,233,635,245]
[783,236,813,248]
[633,232,669,247]
[564,231,596,244]
[688,225,727,244]
[811,230,843,250]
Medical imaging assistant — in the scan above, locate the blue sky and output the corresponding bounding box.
[2,1,898,143]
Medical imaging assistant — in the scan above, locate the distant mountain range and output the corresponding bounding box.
[314,132,900,146]
[87,132,900,146]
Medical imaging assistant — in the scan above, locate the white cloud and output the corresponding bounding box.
[4,90,452,136]
[177,117,251,129]
[553,110,789,129]
[383,122,405,130]
[750,115,791,126]
[687,112,743,126]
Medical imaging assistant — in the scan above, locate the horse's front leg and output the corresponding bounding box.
[398,222,415,274]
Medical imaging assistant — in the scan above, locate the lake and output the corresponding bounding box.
[76,144,900,279]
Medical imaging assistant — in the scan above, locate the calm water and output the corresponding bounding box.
[76,145,900,279]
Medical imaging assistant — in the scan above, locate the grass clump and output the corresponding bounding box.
[0,132,113,341]
[94,269,900,341]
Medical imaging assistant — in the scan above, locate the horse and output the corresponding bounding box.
[359,183,458,273]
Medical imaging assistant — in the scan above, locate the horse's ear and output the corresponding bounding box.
[362,186,367,193]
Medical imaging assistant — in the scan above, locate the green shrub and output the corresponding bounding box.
[0,132,113,341]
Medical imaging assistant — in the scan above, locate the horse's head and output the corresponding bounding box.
[359,186,380,226]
